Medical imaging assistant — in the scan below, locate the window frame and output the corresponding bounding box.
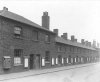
[14,49,23,66]
[45,34,50,42]
[32,30,39,41]
[14,26,22,38]
[45,51,50,63]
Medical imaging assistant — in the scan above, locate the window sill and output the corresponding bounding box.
[14,64,23,66]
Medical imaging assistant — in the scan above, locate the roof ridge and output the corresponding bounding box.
[0,9,54,33]
[56,36,96,50]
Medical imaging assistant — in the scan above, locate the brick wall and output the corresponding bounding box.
[0,16,56,74]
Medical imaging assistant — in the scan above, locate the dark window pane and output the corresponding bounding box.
[33,30,38,40]
[45,34,50,42]
[14,27,22,38]
[45,51,50,62]
[14,49,23,57]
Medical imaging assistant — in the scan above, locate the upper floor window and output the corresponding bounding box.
[70,46,74,52]
[66,46,70,52]
[58,46,62,52]
[14,27,22,38]
[77,48,81,53]
[45,34,50,42]
[74,47,77,53]
[32,30,38,40]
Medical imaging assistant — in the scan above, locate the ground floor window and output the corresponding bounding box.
[66,58,68,63]
[71,57,73,64]
[62,58,64,64]
[81,57,83,63]
[52,58,55,65]
[74,57,76,63]
[24,57,28,68]
[78,57,80,62]
[14,57,21,65]
[42,57,45,66]
[14,49,23,66]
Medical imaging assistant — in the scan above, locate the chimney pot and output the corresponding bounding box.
[63,33,68,40]
[85,41,88,46]
[61,33,68,40]
[81,39,85,45]
[71,35,75,42]
[3,7,8,11]
[42,11,50,29]
[93,40,96,47]
[74,39,77,42]
[53,29,58,36]
[88,42,91,47]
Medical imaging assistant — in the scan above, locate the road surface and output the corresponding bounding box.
[1,63,100,82]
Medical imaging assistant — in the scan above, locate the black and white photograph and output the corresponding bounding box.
[0,0,100,82]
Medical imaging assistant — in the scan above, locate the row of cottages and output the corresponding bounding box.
[0,7,99,74]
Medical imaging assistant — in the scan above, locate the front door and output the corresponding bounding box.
[34,54,40,69]
[30,54,34,69]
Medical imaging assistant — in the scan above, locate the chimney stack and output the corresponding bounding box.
[71,35,75,42]
[74,39,77,42]
[85,41,89,46]
[3,7,8,11]
[42,11,50,29]
[61,33,68,40]
[81,39,85,45]
[53,29,58,36]
[93,40,96,47]
[63,33,68,40]
[88,42,91,47]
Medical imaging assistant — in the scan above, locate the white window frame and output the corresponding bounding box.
[24,57,28,68]
[62,58,64,64]
[52,58,55,65]
[14,27,21,35]
[66,58,68,63]
[71,58,73,64]
[56,58,58,64]
[75,57,76,63]
[42,58,45,66]
[81,57,83,62]
[14,57,21,66]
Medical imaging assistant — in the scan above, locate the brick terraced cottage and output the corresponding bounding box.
[0,7,99,74]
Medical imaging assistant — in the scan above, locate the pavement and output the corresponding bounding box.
[0,63,97,81]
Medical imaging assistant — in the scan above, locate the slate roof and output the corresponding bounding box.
[55,37,96,50]
[0,8,97,50]
[0,9,54,34]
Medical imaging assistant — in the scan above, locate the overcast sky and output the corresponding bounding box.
[0,0,100,45]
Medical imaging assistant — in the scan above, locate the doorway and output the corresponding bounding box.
[35,54,40,69]
[29,54,34,69]
[29,54,40,69]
